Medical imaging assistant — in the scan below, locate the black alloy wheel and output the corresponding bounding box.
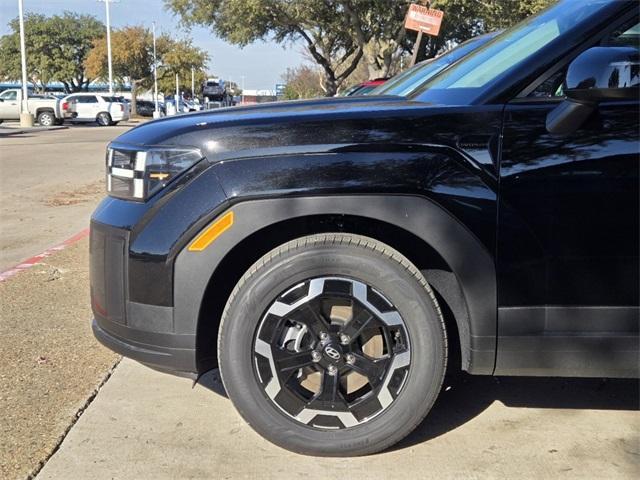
[218,233,447,456]
[253,276,411,429]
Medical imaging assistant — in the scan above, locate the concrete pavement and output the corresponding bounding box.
[36,358,639,479]
[0,125,128,271]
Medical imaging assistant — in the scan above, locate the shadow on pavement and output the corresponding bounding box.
[392,373,639,452]
[198,365,638,453]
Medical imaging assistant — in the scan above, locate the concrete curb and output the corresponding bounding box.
[0,228,89,282]
[0,125,68,137]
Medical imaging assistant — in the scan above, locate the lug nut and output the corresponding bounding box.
[327,365,337,376]
[339,333,350,345]
[319,332,328,340]
[311,351,321,362]
[345,354,355,365]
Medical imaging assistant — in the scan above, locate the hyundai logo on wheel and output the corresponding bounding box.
[324,346,341,360]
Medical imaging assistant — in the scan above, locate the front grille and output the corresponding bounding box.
[90,221,129,325]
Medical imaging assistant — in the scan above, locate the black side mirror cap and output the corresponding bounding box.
[547,46,639,135]
[565,46,639,103]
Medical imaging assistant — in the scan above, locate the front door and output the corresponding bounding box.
[0,90,19,119]
[496,23,639,377]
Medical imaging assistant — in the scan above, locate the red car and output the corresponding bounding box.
[341,78,388,96]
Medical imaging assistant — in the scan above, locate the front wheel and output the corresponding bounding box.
[218,233,447,456]
[96,112,111,126]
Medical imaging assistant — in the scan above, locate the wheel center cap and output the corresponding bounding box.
[323,344,342,362]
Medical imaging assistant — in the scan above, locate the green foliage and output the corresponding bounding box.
[156,38,209,95]
[0,12,104,92]
[166,0,554,93]
[281,65,324,100]
[85,26,208,113]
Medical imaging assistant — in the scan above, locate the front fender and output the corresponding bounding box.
[174,195,496,374]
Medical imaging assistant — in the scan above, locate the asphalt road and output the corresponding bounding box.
[0,125,129,271]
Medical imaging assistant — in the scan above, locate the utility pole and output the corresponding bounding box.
[175,73,179,114]
[17,0,33,126]
[152,21,160,118]
[98,0,115,94]
[191,67,195,99]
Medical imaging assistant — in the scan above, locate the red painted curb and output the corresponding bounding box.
[0,228,90,282]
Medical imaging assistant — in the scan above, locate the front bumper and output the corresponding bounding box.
[92,317,196,378]
[90,220,197,376]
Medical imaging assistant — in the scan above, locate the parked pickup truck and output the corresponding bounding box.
[0,89,66,126]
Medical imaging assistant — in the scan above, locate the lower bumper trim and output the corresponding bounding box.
[92,318,197,375]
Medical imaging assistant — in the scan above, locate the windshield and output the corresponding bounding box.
[371,32,499,97]
[409,0,614,105]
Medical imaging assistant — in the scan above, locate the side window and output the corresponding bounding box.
[528,69,565,98]
[77,96,98,104]
[604,22,640,48]
[1,90,18,101]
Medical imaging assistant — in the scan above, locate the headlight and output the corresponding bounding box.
[106,147,203,201]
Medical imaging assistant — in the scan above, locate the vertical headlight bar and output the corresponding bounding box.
[106,147,203,201]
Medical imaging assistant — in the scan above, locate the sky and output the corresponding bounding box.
[0,0,308,90]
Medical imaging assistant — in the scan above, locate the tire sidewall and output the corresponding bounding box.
[37,111,53,126]
[219,239,446,456]
[97,112,111,126]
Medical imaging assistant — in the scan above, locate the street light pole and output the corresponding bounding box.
[152,21,160,118]
[98,0,114,95]
[17,0,32,126]
[191,67,195,99]
[175,73,179,114]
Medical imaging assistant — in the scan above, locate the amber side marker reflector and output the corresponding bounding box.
[188,211,234,252]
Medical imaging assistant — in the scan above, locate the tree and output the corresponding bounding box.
[281,65,325,100]
[165,0,366,96]
[86,26,156,116]
[0,12,104,92]
[165,0,553,95]
[85,27,208,115]
[156,38,209,97]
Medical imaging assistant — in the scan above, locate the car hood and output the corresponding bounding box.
[110,95,446,161]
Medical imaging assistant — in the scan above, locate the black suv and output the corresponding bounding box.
[91,0,639,456]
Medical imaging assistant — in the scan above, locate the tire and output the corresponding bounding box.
[109,121,119,126]
[37,111,54,126]
[218,233,447,456]
[96,112,111,126]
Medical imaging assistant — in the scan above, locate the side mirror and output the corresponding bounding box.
[547,46,639,134]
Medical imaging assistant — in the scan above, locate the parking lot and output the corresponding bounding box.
[0,126,638,480]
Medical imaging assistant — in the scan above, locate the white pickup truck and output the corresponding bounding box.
[0,89,66,126]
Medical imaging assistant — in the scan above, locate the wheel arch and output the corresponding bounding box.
[173,195,496,376]
[35,107,55,116]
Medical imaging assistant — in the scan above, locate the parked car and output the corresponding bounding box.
[135,100,165,117]
[62,93,129,126]
[0,88,65,126]
[371,31,500,97]
[341,78,388,96]
[91,0,639,457]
